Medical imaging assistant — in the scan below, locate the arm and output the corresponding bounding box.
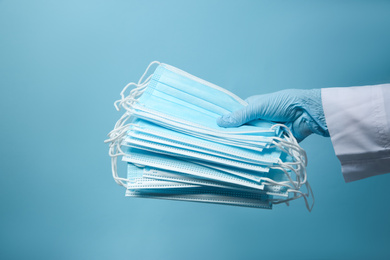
[217,85,390,182]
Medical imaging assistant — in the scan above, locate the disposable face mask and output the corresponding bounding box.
[123,138,273,172]
[131,107,277,151]
[125,148,289,197]
[131,118,271,152]
[123,120,283,170]
[124,148,266,190]
[105,61,314,211]
[125,147,292,196]
[126,164,273,209]
[140,166,289,198]
[130,118,270,153]
[127,164,200,190]
[127,64,282,150]
[126,190,273,209]
[135,65,276,132]
[127,120,283,161]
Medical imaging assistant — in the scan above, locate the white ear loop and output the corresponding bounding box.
[105,61,160,187]
[266,124,314,211]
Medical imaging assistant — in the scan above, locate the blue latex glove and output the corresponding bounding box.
[217,89,330,142]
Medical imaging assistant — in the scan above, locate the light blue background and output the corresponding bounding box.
[1,1,390,259]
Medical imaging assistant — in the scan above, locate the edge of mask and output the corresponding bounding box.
[142,172,289,198]
[125,190,273,209]
[122,155,268,189]
[127,164,271,200]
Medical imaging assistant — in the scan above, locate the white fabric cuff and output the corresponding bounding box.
[321,84,390,182]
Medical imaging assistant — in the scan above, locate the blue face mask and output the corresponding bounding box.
[126,164,273,209]
[139,166,289,198]
[105,62,314,211]
[125,148,265,188]
[131,64,281,147]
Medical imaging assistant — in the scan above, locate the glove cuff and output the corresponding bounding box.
[302,89,330,138]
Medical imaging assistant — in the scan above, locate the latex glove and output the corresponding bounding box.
[217,89,330,142]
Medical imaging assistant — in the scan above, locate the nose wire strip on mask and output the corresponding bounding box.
[105,61,315,211]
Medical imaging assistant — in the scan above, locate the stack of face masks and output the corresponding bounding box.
[105,62,314,211]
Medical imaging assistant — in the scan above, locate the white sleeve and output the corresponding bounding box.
[321,84,390,182]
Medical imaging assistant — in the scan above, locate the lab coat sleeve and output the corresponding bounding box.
[321,84,390,182]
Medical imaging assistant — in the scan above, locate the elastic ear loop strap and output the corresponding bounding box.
[269,124,314,211]
[105,61,160,187]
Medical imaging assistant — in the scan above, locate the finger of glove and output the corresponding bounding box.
[291,113,314,143]
[217,95,274,127]
[245,93,300,122]
[217,104,257,127]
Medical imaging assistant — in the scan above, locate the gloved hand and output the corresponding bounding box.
[217,89,330,142]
